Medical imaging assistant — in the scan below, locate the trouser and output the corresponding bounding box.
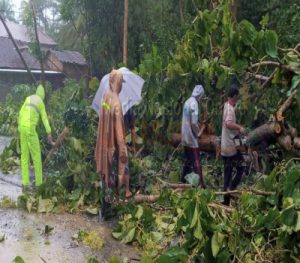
[19,126,43,187]
[181,146,204,187]
[222,153,244,205]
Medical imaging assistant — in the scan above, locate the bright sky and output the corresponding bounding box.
[12,0,27,19]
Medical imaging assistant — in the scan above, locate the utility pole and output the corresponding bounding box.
[123,0,128,66]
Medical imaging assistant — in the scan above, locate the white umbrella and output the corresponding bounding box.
[91,67,145,115]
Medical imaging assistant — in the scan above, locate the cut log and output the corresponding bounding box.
[170,133,219,154]
[294,137,300,149]
[246,122,281,147]
[277,134,292,151]
[132,194,159,203]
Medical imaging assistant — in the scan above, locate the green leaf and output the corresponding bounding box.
[264,30,278,58]
[290,74,300,90]
[194,221,202,240]
[185,172,199,187]
[12,256,26,263]
[135,205,144,219]
[295,212,300,232]
[122,228,135,243]
[86,207,98,215]
[112,231,122,240]
[140,256,153,263]
[190,203,199,228]
[211,232,225,257]
[88,258,100,263]
[281,208,297,226]
[239,20,256,46]
[38,197,54,213]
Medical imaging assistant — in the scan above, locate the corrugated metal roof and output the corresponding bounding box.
[49,50,87,66]
[0,20,57,46]
[0,37,41,69]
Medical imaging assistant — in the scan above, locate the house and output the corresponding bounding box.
[0,20,57,50]
[0,20,88,100]
[44,50,88,82]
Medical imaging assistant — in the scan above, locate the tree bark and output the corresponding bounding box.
[246,122,282,147]
[170,133,219,154]
[277,89,298,122]
[0,14,36,84]
[123,0,128,65]
[30,0,45,86]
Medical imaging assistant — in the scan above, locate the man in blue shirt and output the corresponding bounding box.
[181,85,205,188]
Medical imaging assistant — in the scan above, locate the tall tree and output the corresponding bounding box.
[0,0,16,22]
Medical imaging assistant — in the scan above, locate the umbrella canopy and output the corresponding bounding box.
[91,67,145,115]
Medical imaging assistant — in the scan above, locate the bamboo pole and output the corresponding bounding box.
[0,14,36,84]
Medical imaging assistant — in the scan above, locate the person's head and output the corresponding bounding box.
[109,69,124,94]
[228,84,239,105]
[36,84,45,100]
[192,84,205,102]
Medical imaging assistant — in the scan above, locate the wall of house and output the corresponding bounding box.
[63,63,88,82]
[45,53,64,72]
[0,71,64,101]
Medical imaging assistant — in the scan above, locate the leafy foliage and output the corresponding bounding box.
[113,163,300,262]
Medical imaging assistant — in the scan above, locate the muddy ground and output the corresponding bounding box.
[0,136,140,263]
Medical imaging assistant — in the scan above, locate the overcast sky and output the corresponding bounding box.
[12,0,27,19]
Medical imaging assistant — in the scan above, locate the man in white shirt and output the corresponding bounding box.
[181,85,205,188]
[221,84,245,205]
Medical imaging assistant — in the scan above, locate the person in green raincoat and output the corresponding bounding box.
[18,84,54,191]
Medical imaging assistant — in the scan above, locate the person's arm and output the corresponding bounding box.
[114,105,128,161]
[131,127,136,155]
[224,107,245,134]
[225,121,245,133]
[38,101,54,145]
[190,101,200,137]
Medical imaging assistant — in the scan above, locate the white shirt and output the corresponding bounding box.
[221,102,238,156]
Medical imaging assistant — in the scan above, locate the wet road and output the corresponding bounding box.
[0,136,139,263]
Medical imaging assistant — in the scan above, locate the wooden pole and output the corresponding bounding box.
[0,14,36,84]
[30,0,45,87]
[123,0,128,65]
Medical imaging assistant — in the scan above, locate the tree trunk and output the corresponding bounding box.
[30,0,45,87]
[123,0,128,65]
[0,14,36,84]
[246,122,281,147]
[170,133,219,154]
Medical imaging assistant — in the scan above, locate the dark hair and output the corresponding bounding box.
[228,84,239,98]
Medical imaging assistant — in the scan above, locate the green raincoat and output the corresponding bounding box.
[18,85,51,187]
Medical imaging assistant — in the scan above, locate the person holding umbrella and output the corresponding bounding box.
[95,69,132,219]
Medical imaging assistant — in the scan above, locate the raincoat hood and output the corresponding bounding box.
[109,69,123,94]
[36,85,45,100]
[192,85,205,99]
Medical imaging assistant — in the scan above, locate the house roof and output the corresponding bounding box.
[0,20,57,47]
[0,37,41,70]
[48,50,87,66]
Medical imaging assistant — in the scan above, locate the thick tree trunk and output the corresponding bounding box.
[170,133,219,154]
[246,122,281,147]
